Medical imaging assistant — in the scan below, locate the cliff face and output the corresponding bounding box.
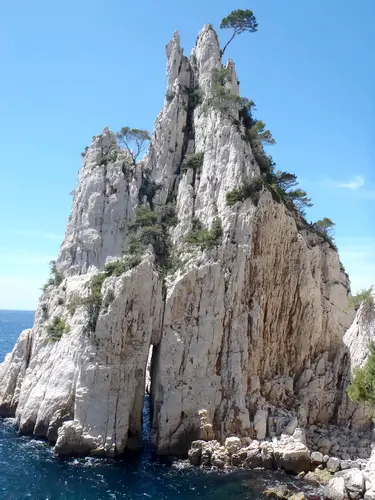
[0,25,368,457]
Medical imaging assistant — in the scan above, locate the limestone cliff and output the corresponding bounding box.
[0,25,370,457]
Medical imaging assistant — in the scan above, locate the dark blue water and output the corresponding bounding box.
[0,311,318,500]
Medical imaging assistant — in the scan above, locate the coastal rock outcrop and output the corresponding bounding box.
[0,23,373,459]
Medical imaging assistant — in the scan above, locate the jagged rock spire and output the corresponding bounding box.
[0,24,364,461]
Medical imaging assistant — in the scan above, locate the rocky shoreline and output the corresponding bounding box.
[187,425,375,499]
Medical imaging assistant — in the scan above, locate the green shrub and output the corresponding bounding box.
[104,260,129,277]
[43,261,63,291]
[124,233,145,256]
[185,217,222,250]
[349,288,374,311]
[182,152,204,172]
[88,273,106,309]
[122,202,179,272]
[348,341,375,406]
[160,203,178,227]
[226,176,264,206]
[67,295,81,316]
[129,206,158,231]
[163,251,184,275]
[225,188,244,206]
[205,68,249,123]
[47,316,69,342]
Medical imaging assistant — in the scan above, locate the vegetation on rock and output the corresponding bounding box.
[116,127,151,166]
[220,9,258,55]
[123,202,179,270]
[312,217,336,248]
[226,176,264,206]
[185,217,222,250]
[47,316,69,342]
[349,288,374,311]
[181,152,204,172]
[43,261,63,291]
[205,72,313,216]
[348,340,375,406]
[205,68,249,122]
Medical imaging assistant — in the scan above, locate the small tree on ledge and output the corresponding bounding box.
[116,127,151,166]
[220,9,258,55]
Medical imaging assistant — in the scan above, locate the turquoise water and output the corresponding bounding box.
[0,311,320,499]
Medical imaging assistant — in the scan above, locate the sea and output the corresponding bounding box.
[0,310,321,500]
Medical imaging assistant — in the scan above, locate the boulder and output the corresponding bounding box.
[311,451,324,466]
[263,485,291,498]
[188,447,201,466]
[324,477,349,499]
[231,450,247,466]
[274,442,311,474]
[244,448,263,469]
[304,469,332,485]
[211,448,228,468]
[364,490,375,500]
[261,444,275,470]
[200,440,220,466]
[224,436,242,455]
[327,457,341,473]
[345,469,365,499]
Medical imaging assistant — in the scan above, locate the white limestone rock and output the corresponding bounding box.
[324,476,349,499]
[274,438,311,474]
[0,22,370,460]
[224,436,242,455]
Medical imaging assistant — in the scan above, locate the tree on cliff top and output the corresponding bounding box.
[348,341,375,406]
[220,9,258,55]
[314,217,335,236]
[117,127,151,166]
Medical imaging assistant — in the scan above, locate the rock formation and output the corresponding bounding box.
[0,24,373,458]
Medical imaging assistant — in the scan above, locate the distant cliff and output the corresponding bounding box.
[0,25,370,458]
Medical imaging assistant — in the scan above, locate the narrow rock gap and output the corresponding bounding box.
[142,344,155,449]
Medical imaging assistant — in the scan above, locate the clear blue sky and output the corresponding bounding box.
[0,0,374,310]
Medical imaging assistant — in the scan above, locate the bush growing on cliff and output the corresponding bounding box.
[43,261,64,291]
[236,102,314,216]
[185,217,222,250]
[348,341,375,406]
[220,9,258,55]
[123,202,179,271]
[312,217,336,248]
[129,206,158,231]
[181,152,204,172]
[47,316,69,342]
[226,176,264,206]
[349,288,374,311]
[205,68,250,123]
